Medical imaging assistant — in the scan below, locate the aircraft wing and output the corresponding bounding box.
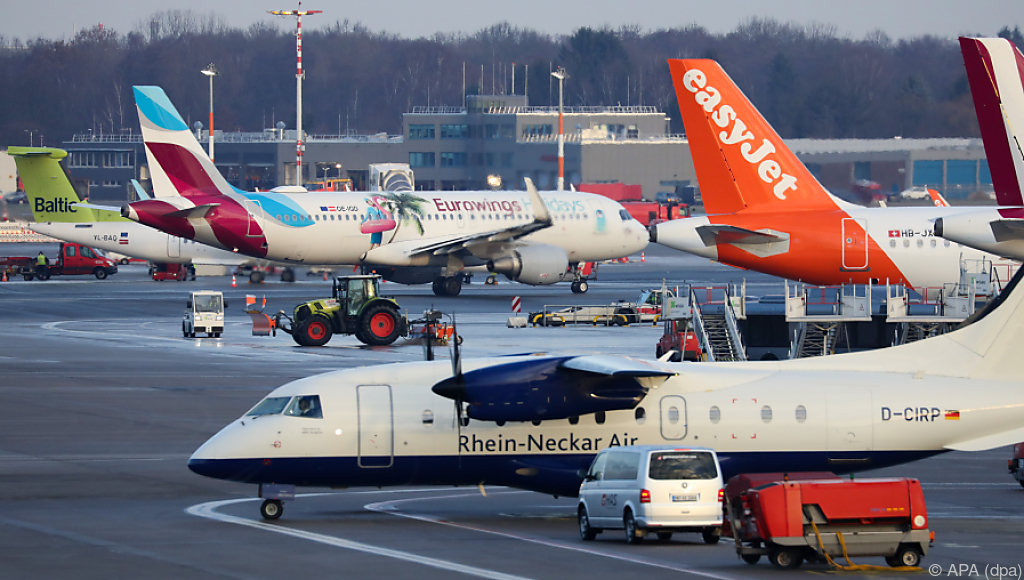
[362,178,551,265]
[944,424,1024,452]
[990,219,1024,242]
[696,224,790,247]
[431,355,675,422]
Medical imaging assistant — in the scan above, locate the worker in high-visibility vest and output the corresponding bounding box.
[35,251,48,278]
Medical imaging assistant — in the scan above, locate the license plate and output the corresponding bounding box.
[671,494,699,502]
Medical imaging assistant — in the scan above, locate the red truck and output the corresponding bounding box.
[725,475,932,569]
[1010,443,1024,488]
[1,242,118,281]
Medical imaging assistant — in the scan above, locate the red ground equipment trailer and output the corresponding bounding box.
[152,263,192,281]
[1,242,117,281]
[1010,443,1024,488]
[725,475,932,570]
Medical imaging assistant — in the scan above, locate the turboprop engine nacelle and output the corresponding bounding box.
[487,244,569,285]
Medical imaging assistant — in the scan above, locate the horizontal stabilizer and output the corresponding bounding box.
[990,219,1024,242]
[696,224,789,247]
[165,204,221,220]
[944,424,1024,452]
[74,202,123,213]
[5,146,66,159]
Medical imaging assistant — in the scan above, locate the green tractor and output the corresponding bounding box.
[276,275,408,347]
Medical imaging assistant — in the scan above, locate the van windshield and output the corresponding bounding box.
[194,295,223,312]
[649,452,718,480]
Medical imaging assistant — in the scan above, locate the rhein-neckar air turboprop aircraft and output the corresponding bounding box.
[933,37,1024,260]
[9,147,266,274]
[190,264,1024,520]
[650,59,1016,290]
[105,86,647,295]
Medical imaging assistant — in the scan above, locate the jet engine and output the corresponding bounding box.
[486,244,569,285]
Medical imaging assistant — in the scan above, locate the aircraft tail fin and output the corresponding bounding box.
[960,37,1024,206]
[8,147,123,223]
[133,86,235,199]
[928,188,951,207]
[668,59,836,214]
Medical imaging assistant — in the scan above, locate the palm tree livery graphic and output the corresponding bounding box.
[379,192,427,244]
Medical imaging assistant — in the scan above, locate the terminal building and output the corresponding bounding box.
[60,94,993,205]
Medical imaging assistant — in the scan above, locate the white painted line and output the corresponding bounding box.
[365,493,743,580]
[186,492,537,580]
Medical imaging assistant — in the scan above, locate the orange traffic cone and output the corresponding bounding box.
[231,275,237,288]
[1,270,7,282]
[641,252,645,263]
[323,270,328,281]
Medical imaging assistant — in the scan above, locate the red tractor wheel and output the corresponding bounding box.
[359,303,403,346]
[296,314,333,347]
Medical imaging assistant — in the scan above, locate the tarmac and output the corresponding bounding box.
[1,242,1021,580]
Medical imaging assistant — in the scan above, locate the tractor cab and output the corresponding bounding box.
[333,275,379,317]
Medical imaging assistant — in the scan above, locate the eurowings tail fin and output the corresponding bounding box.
[667,59,836,214]
[8,147,124,223]
[959,37,1024,206]
[133,86,236,199]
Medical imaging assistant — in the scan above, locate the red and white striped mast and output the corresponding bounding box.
[269,3,322,186]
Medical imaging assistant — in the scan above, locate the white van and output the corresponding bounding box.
[577,445,724,544]
[184,291,226,338]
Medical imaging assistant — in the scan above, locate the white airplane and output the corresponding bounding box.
[649,58,1016,291]
[933,37,1024,261]
[109,86,647,296]
[190,268,1024,520]
[9,147,269,276]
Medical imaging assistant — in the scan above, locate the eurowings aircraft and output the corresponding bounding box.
[189,268,1024,519]
[650,59,1015,290]
[9,147,262,273]
[933,37,1024,260]
[114,86,647,296]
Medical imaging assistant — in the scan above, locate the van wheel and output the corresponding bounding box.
[656,532,673,542]
[260,499,283,520]
[624,509,643,544]
[741,554,761,565]
[578,506,597,541]
[182,323,188,338]
[94,268,108,280]
[702,528,721,545]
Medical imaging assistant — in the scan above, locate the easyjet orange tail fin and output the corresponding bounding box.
[668,59,836,214]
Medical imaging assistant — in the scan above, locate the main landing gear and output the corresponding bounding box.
[570,280,589,294]
[432,275,463,296]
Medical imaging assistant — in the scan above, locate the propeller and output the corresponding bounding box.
[447,313,466,463]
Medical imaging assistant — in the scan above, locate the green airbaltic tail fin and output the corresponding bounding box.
[8,147,125,223]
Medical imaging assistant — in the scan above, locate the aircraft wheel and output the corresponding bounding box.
[570,281,581,294]
[94,268,107,280]
[624,509,643,544]
[120,258,130,265]
[359,303,402,346]
[577,280,589,293]
[444,276,462,296]
[578,506,598,541]
[297,314,333,347]
[249,270,265,284]
[431,277,445,296]
[280,268,295,283]
[260,499,283,520]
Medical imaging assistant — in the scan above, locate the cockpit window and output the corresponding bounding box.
[618,209,632,221]
[284,395,323,419]
[194,295,223,312]
[247,396,291,416]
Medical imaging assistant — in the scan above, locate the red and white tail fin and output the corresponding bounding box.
[960,37,1024,206]
[928,188,951,207]
[668,59,836,215]
[134,86,236,199]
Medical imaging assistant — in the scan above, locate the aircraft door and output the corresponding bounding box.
[825,389,873,457]
[167,235,181,258]
[243,199,264,237]
[659,395,688,440]
[841,218,869,270]
[357,385,394,468]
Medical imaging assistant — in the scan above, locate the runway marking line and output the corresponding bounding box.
[187,490,536,580]
[364,491,743,580]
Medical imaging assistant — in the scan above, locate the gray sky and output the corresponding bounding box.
[2,0,1022,42]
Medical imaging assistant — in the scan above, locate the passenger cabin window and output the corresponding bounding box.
[422,410,434,425]
[284,395,323,418]
[709,406,721,423]
[667,406,680,424]
[247,396,292,416]
[795,405,807,423]
[634,407,646,424]
[761,405,772,423]
[604,452,640,480]
[649,452,718,480]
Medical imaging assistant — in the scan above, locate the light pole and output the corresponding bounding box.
[550,67,568,191]
[269,3,323,186]
[201,63,218,161]
[335,163,342,179]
